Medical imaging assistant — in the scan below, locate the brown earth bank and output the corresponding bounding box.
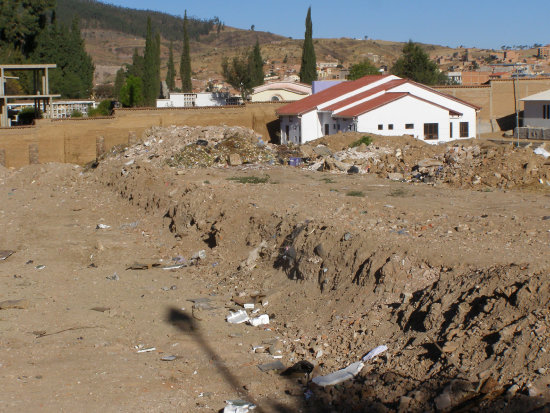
[1,127,550,412]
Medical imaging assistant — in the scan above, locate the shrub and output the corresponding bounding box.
[346,190,365,197]
[227,175,270,184]
[17,107,42,125]
[71,110,83,118]
[349,136,373,148]
[89,100,113,117]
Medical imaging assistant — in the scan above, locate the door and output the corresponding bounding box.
[324,124,329,135]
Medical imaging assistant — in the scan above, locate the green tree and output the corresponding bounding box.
[114,67,127,99]
[222,55,252,100]
[390,40,447,85]
[31,17,94,98]
[166,41,176,91]
[119,75,143,107]
[348,60,380,80]
[180,10,192,92]
[0,0,55,56]
[299,7,317,84]
[142,17,159,106]
[128,48,144,79]
[249,39,264,87]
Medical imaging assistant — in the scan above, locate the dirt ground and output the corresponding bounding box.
[1,128,550,412]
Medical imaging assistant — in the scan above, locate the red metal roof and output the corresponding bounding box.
[276,75,390,116]
[323,79,408,112]
[333,92,463,118]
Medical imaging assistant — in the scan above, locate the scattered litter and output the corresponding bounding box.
[25,260,33,265]
[35,265,46,270]
[0,250,14,261]
[161,285,178,291]
[96,224,111,229]
[162,264,187,270]
[249,314,269,326]
[226,310,249,324]
[136,347,156,353]
[362,345,388,362]
[120,221,139,229]
[244,303,255,310]
[192,250,206,260]
[258,360,285,372]
[106,273,119,281]
[0,299,29,310]
[223,399,256,413]
[534,147,550,158]
[161,355,177,361]
[312,361,364,386]
[384,204,394,208]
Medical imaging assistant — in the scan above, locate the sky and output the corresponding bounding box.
[103,0,549,49]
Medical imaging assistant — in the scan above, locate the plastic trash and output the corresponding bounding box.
[362,345,388,362]
[136,347,156,353]
[249,314,269,326]
[223,399,256,413]
[312,361,364,386]
[161,355,177,361]
[96,224,111,229]
[162,264,187,270]
[534,147,550,158]
[0,250,14,261]
[226,310,249,324]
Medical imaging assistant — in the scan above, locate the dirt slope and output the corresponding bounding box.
[1,128,550,412]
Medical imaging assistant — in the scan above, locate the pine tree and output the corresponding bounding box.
[299,7,317,84]
[391,40,447,85]
[166,41,176,91]
[249,39,264,87]
[180,10,192,92]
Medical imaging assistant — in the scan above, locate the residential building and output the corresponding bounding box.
[250,81,311,102]
[156,91,232,108]
[276,75,479,145]
[8,99,97,119]
[521,89,550,128]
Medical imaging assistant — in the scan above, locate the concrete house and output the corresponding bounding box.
[521,89,550,128]
[250,81,311,102]
[276,75,480,145]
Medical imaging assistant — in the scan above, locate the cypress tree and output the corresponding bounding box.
[299,7,317,84]
[114,67,127,99]
[166,41,176,91]
[249,39,264,87]
[180,10,192,92]
[154,31,161,100]
[142,16,157,106]
[128,48,144,79]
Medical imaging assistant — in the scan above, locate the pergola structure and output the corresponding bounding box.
[0,64,61,127]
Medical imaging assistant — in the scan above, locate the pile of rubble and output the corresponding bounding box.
[111,125,278,168]
[299,136,550,189]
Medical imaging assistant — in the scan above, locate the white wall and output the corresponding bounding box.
[355,95,459,143]
[524,100,550,128]
[391,83,477,138]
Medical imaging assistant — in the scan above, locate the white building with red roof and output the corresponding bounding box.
[276,75,480,145]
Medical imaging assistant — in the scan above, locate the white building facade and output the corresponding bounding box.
[156,92,232,108]
[521,89,550,128]
[277,75,479,145]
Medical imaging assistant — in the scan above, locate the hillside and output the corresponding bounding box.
[57,0,460,88]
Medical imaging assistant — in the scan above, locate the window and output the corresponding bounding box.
[544,104,550,119]
[450,123,453,138]
[405,124,414,129]
[333,124,337,130]
[424,123,439,140]
[460,122,469,137]
[388,124,394,130]
[378,124,383,130]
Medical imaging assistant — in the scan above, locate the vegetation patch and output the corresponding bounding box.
[389,188,408,197]
[349,136,373,148]
[227,175,270,184]
[321,177,336,183]
[346,190,365,197]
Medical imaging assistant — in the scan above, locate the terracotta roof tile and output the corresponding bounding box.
[324,79,408,112]
[276,75,390,116]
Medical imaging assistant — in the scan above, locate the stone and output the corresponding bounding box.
[347,165,360,174]
[314,244,325,258]
[388,172,404,181]
[418,159,443,168]
[434,392,452,411]
[228,153,242,166]
[313,145,332,157]
[299,145,314,158]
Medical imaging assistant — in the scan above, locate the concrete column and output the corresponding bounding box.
[29,144,39,164]
[96,136,105,157]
